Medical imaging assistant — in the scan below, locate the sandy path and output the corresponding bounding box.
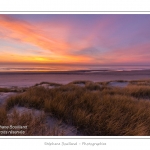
[8,106,82,136]
[0,92,16,106]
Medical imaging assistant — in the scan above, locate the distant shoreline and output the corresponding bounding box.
[0,69,150,74]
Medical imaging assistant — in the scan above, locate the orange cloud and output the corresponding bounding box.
[0,15,71,54]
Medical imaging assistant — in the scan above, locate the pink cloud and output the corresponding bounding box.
[0,15,72,54]
[98,42,150,64]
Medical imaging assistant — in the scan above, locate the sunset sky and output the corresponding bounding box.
[0,14,150,67]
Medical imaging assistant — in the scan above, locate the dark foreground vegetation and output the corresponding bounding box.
[1,80,150,136]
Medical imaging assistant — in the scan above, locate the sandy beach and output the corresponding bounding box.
[0,69,150,88]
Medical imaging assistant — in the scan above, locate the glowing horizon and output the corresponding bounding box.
[0,14,150,66]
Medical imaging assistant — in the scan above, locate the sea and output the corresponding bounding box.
[0,64,150,72]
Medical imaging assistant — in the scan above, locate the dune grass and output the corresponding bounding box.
[34,82,62,87]
[70,80,89,84]
[129,79,150,86]
[0,87,27,93]
[3,80,150,136]
[0,107,64,136]
[0,88,12,92]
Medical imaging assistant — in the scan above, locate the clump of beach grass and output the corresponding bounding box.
[34,82,62,87]
[5,87,50,110]
[0,87,27,93]
[129,79,150,86]
[0,107,8,125]
[0,107,64,136]
[0,88,12,92]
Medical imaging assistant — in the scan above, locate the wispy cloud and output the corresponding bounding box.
[0,15,71,54]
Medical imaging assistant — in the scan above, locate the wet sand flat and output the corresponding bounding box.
[0,70,150,88]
